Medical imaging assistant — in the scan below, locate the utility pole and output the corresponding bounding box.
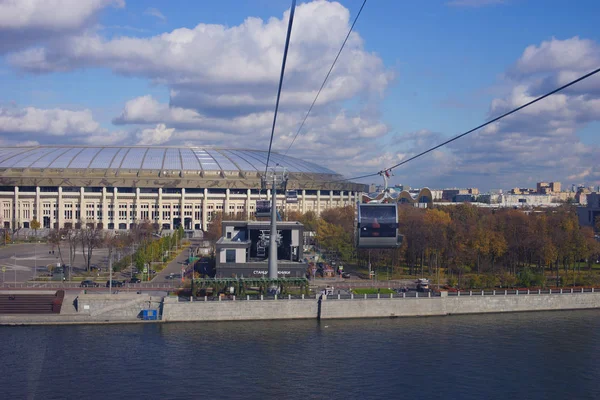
[109,252,113,294]
[33,242,37,280]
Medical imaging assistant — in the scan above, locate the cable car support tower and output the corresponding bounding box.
[263,165,289,279]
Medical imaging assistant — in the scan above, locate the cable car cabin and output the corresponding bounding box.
[357,203,403,248]
[255,200,272,218]
[286,190,298,204]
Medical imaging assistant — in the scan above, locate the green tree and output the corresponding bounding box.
[30,218,41,234]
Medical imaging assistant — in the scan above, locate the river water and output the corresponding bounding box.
[2,310,600,400]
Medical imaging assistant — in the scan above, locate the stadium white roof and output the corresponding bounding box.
[0,146,337,175]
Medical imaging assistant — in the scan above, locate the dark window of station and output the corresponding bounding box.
[39,186,58,192]
[163,188,181,194]
[209,188,226,194]
[117,187,134,194]
[225,249,236,263]
[140,188,159,194]
[230,189,246,195]
[0,186,14,192]
[251,189,261,195]
[84,187,103,193]
[332,191,341,196]
[305,190,318,196]
[62,187,79,193]
[186,188,204,194]
[19,186,36,192]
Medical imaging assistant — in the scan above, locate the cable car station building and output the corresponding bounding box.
[0,145,366,232]
[215,220,306,278]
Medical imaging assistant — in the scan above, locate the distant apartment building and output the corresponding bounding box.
[576,188,592,205]
[430,189,443,201]
[511,187,535,195]
[577,192,600,228]
[501,194,557,207]
[442,188,479,202]
[478,194,502,204]
[537,182,561,194]
[454,194,475,203]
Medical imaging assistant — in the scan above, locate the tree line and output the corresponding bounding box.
[287,204,600,288]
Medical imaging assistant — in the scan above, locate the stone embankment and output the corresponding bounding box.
[162,289,600,322]
[2,289,600,325]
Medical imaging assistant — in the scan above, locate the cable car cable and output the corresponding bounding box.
[328,66,600,184]
[282,0,368,158]
[264,0,297,175]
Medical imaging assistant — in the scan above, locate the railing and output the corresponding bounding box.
[176,287,600,302]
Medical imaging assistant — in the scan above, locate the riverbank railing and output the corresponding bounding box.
[172,287,600,302]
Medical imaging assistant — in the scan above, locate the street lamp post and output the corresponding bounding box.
[109,253,113,294]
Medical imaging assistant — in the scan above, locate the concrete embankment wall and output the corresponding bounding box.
[162,297,318,322]
[321,293,600,319]
[76,293,162,319]
[162,292,600,322]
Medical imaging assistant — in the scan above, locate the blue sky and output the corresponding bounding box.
[0,0,599,191]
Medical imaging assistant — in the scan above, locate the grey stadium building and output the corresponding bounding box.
[0,146,366,232]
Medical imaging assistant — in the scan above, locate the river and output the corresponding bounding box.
[1,310,599,399]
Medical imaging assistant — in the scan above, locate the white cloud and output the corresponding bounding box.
[144,7,165,21]
[387,37,600,190]
[9,1,393,115]
[136,123,174,145]
[0,0,124,53]
[0,107,101,135]
[0,105,128,145]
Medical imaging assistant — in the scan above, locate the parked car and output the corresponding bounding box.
[129,277,141,284]
[106,280,123,287]
[342,272,351,279]
[80,280,99,288]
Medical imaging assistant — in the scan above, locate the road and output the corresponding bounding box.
[0,242,117,284]
[151,243,193,283]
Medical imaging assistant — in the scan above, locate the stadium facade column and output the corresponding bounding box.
[57,186,63,230]
[316,189,321,216]
[202,188,208,232]
[135,187,141,225]
[35,186,41,225]
[13,186,19,230]
[340,190,345,206]
[246,189,251,220]
[79,187,85,227]
[101,187,108,229]
[158,187,163,228]
[112,187,118,228]
[180,188,185,229]
[225,188,230,217]
[302,190,306,213]
[329,190,333,208]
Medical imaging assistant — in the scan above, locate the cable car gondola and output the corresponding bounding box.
[286,190,298,204]
[255,200,271,218]
[356,202,403,249]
